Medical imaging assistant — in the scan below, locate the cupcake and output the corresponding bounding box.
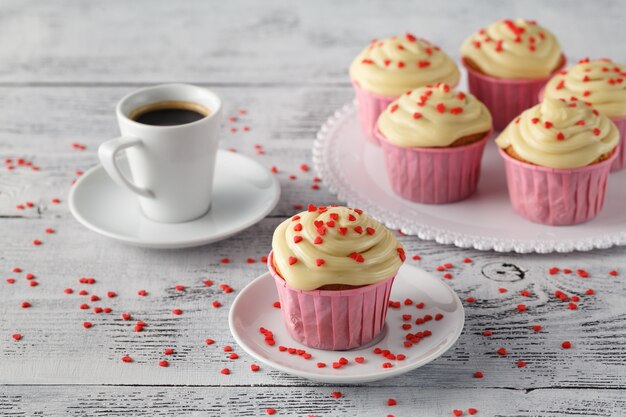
[496,98,619,225]
[543,58,626,171]
[350,34,460,144]
[375,83,493,204]
[268,205,405,350]
[461,19,565,130]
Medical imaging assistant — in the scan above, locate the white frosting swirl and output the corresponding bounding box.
[350,34,460,96]
[496,98,619,168]
[271,205,405,291]
[377,83,492,147]
[461,19,562,79]
[543,58,626,118]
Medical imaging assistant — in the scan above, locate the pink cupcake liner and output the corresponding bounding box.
[267,252,395,351]
[351,80,396,145]
[610,115,626,172]
[539,87,626,172]
[463,55,566,131]
[498,149,617,226]
[377,129,492,204]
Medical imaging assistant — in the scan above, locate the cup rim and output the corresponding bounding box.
[375,126,493,153]
[266,251,394,296]
[116,83,222,131]
[497,147,617,173]
[461,54,567,84]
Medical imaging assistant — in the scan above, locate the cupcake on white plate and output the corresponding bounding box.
[268,205,405,350]
[496,98,619,225]
[350,34,460,144]
[376,83,493,204]
[543,58,626,171]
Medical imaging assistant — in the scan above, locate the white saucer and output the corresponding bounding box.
[69,150,280,249]
[229,264,464,384]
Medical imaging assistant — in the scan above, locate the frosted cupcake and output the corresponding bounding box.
[543,58,626,171]
[496,98,619,225]
[350,34,460,144]
[461,19,565,130]
[376,83,493,204]
[268,205,405,350]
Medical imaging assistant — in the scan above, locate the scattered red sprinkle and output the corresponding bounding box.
[517,361,527,368]
[220,368,230,375]
[468,408,478,415]
[300,164,310,172]
[453,410,464,417]
[316,362,326,368]
[355,357,365,364]
[568,302,578,310]
[203,280,213,286]
[21,301,31,308]
[250,364,260,372]
[331,391,342,399]
[609,270,618,276]
[12,334,22,341]
[83,322,93,329]
[498,288,508,293]
[497,347,508,356]
[387,399,397,406]
[29,281,38,287]
[172,309,182,316]
[121,355,133,363]
[45,228,55,234]
[561,341,572,349]
[532,325,542,332]
[205,339,215,345]
[585,288,595,295]
[64,288,73,294]
[32,239,42,246]
[473,371,484,378]
[212,301,222,308]
[577,269,589,278]
[137,290,147,297]
[266,408,276,415]
[220,258,231,264]
[517,304,527,313]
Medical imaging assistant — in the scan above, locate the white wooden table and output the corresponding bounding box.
[1,1,625,415]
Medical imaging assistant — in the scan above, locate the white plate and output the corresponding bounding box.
[229,264,464,384]
[69,150,280,249]
[313,101,626,253]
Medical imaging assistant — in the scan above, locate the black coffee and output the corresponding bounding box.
[130,101,209,126]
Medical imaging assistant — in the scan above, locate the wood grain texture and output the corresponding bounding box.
[1,1,625,415]
[1,386,625,416]
[0,0,625,84]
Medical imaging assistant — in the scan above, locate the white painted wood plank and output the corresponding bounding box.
[0,0,624,84]
[0,386,624,416]
[0,216,624,387]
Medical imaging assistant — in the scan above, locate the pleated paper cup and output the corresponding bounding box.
[351,79,396,145]
[498,148,617,226]
[463,55,566,131]
[609,115,626,172]
[377,129,492,204]
[267,252,396,351]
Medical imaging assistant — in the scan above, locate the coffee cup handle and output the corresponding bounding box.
[98,137,154,198]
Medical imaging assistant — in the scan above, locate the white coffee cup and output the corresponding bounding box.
[98,84,222,223]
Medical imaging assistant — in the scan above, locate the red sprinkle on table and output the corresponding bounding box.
[266,408,276,415]
[331,391,342,399]
[517,360,527,368]
[497,347,507,356]
[468,408,478,415]
[473,371,484,378]
[562,341,572,349]
[220,368,230,375]
[121,355,133,363]
[453,410,463,417]
[250,364,260,372]
[387,399,397,406]
[212,301,222,308]
[532,325,542,332]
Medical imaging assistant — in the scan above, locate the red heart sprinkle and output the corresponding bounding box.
[316,362,326,368]
[532,325,542,332]
[250,364,260,372]
[453,410,463,416]
[473,371,484,378]
[497,347,507,356]
[266,408,276,415]
[205,339,215,345]
[220,368,230,375]
[121,355,132,363]
[331,391,342,399]
[83,322,92,328]
[164,348,175,355]
[355,357,365,363]
[293,236,303,244]
[562,341,572,349]
[315,259,325,267]
[288,257,298,265]
[468,408,478,415]
[387,399,397,406]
